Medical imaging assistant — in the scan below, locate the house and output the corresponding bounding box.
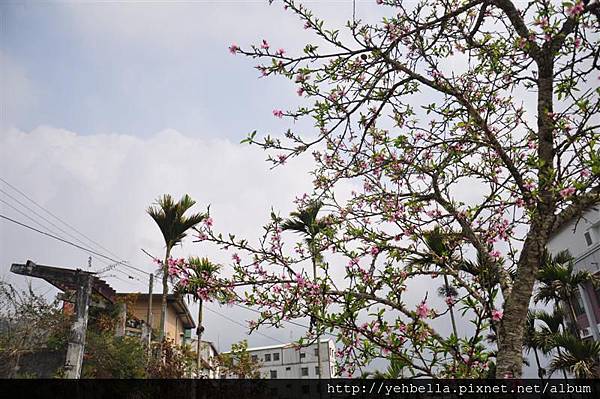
[115,293,196,346]
[547,205,600,340]
[188,339,220,379]
[225,339,337,379]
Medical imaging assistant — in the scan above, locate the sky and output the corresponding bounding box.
[0,0,545,376]
[0,0,386,359]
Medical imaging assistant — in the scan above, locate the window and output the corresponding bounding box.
[314,347,319,356]
[264,353,271,362]
[299,352,306,360]
[585,231,593,246]
[251,355,258,362]
[315,366,320,376]
[301,367,309,377]
[273,352,280,361]
[270,370,277,379]
[285,367,291,371]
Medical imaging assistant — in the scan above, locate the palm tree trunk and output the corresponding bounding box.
[312,254,323,380]
[566,298,582,340]
[555,300,570,380]
[443,275,458,338]
[533,348,544,380]
[159,246,171,342]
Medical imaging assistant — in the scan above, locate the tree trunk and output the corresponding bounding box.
[444,274,459,339]
[533,348,544,380]
[496,236,545,378]
[566,298,582,339]
[159,246,171,342]
[495,49,556,378]
[312,254,323,380]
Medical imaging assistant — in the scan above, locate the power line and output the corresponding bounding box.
[232,303,337,338]
[0,178,150,281]
[0,177,123,260]
[0,187,115,269]
[0,213,150,277]
[204,305,286,344]
[0,197,115,273]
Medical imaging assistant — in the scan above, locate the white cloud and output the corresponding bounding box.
[0,126,315,349]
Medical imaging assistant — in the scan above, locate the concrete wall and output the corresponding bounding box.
[127,297,187,345]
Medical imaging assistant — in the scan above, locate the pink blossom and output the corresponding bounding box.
[490,250,502,260]
[560,187,576,198]
[566,1,585,17]
[260,39,270,50]
[581,169,591,178]
[196,232,208,241]
[232,253,241,264]
[273,109,284,118]
[416,301,429,319]
[492,309,503,322]
[228,43,240,54]
[376,0,383,4]
[445,296,456,306]
[370,246,380,256]
[295,273,306,287]
[204,217,213,227]
[276,48,285,56]
[296,87,305,96]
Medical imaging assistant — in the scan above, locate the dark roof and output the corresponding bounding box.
[10,260,116,303]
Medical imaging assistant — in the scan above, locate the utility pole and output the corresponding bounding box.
[147,273,154,352]
[64,270,93,379]
[10,261,116,379]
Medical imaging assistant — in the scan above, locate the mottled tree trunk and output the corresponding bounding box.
[496,52,556,378]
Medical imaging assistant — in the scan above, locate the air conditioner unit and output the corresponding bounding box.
[581,327,591,338]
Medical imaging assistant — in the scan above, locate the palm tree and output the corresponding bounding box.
[281,200,328,379]
[178,257,222,376]
[549,333,600,378]
[361,356,408,378]
[147,194,205,341]
[534,307,569,379]
[535,250,598,339]
[523,310,545,379]
[408,227,459,339]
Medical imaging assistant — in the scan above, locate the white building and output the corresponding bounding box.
[547,205,600,340]
[189,339,220,379]
[239,339,337,379]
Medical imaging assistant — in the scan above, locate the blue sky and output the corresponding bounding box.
[1,1,382,137]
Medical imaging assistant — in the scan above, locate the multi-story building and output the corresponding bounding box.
[115,293,196,346]
[188,338,220,379]
[547,206,600,340]
[237,339,337,379]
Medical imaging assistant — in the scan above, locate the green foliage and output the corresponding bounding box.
[217,340,261,379]
[0,281,70,377]
[147,194,206,251]
[82,332,147,378]
[146,339,197,378]
[549,333,600,378]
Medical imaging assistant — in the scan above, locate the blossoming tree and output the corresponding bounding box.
[192,0,599,377]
